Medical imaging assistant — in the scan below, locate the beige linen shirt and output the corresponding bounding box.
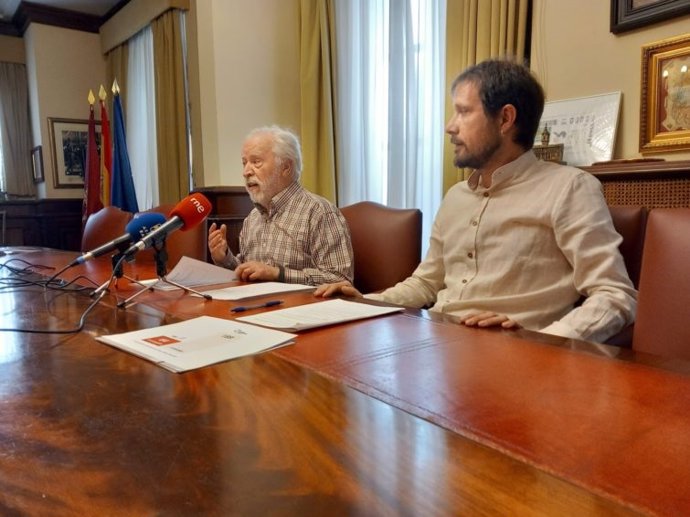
[368,151,637,343]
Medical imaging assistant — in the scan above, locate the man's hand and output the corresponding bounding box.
[460,311,521,329]
[235,261,280,282]
[208,222,229,264]
[314,281,363,298]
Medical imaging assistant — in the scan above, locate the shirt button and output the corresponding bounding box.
[462,279,467,284]
[467,252,473,258]
[483,192,489,197]
[471,220,478,226]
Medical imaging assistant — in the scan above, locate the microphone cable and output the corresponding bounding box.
[0,258,107,334]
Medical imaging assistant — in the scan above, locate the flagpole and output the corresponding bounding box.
[99,84,112,207]
[82,89,103,231]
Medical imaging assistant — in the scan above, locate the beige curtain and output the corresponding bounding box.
[0,62,34,197]
[299,0,338,203]
[152,9,189,204]
[443,0,529,191]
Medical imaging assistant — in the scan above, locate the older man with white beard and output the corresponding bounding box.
[208,125,353,286]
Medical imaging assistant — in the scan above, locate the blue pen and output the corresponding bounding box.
[231,300,283,313]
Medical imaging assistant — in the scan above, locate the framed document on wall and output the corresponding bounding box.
[535,92,622,166]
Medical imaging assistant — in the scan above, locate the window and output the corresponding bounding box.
[334,0,446,252]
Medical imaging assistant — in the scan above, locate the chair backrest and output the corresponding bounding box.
[138,203,208,269]
[633,208,690,360]
[608,205,648,288]
[340,201,422,293]
[81,206,134,252]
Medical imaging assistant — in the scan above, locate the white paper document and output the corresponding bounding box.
[236,298,404,331]
[199,282,314,301]
[141,256,237,291]
[97,315,296,372]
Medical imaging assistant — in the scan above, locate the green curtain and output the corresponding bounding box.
[152,9,189,205]
[299,0,338,203]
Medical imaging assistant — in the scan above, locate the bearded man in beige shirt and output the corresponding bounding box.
[316,59,636,344]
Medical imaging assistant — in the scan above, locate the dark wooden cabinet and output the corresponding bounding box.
[2,198,82,250]
[582,159,690,208]
[0,190,252,255]
[193,186,252,261]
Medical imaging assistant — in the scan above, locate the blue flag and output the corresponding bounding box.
[111,91,139,212]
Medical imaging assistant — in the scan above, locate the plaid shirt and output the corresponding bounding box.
[222,182,353,286]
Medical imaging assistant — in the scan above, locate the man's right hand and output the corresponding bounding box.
[314,281,363,298]
[208,222,229,264]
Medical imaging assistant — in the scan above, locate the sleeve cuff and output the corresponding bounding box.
[539,320,583,340]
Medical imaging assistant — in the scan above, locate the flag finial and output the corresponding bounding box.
[99,84,107,101]
[112,79,120,95]
[88,89,95,105]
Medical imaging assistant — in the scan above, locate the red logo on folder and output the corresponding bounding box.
[143,335,180,346]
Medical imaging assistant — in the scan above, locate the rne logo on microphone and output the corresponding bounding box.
[190,197,206,213]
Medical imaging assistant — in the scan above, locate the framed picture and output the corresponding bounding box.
[639,34,690,154]
[31,145,44,183]
[611,0,690,34]
[535,91,622,166]
[48,117,101,189]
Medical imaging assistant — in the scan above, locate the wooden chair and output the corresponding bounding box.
[140,203,207,269]
[81,206,134,252]
[632,208,690,360]
[340,201,422,293]
[608,205,648,289]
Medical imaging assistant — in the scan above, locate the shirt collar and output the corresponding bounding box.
[466,150,537,191]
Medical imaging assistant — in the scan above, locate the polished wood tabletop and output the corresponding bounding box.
[1,248,685,515]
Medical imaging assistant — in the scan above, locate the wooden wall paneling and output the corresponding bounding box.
[2,199,82,250]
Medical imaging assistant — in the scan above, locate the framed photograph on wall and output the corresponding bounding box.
[640,34,690,154]
[48,117,101,189]
[611,0,690,34]
[31,145,44,183]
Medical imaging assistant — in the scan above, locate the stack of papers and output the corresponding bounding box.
[236,298,404,331]
[199,282,314,300]
[97,315,296,372]
[141,256,237,291]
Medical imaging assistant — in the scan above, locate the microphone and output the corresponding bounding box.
[123,193,212,257]
[70,212,167,267]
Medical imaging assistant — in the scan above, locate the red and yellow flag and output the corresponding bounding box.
[82,91,103,230]
[99,85,112,206]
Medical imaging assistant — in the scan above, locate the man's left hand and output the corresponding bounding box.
[235,261,280,282]
[460,312,521,329]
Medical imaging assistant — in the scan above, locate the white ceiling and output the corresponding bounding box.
[0,0,120,21]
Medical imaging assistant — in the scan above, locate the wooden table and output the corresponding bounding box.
[1,248,687,515]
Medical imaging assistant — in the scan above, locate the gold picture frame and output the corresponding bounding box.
[640,34,690,154]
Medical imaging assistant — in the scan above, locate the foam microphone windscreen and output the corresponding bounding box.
[169,193,212,230]
[125,212,167,241]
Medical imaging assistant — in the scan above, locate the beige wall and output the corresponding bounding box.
[193,0,301,187]
[24,24,106,199]
[531,0,690,162]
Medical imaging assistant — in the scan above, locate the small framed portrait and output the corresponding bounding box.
[48,117,101,189]
[639,34,690,154]
[31,145,44,183]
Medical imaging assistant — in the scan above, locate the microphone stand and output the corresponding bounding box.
[91,248,152,298]
[117,239,212,309]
